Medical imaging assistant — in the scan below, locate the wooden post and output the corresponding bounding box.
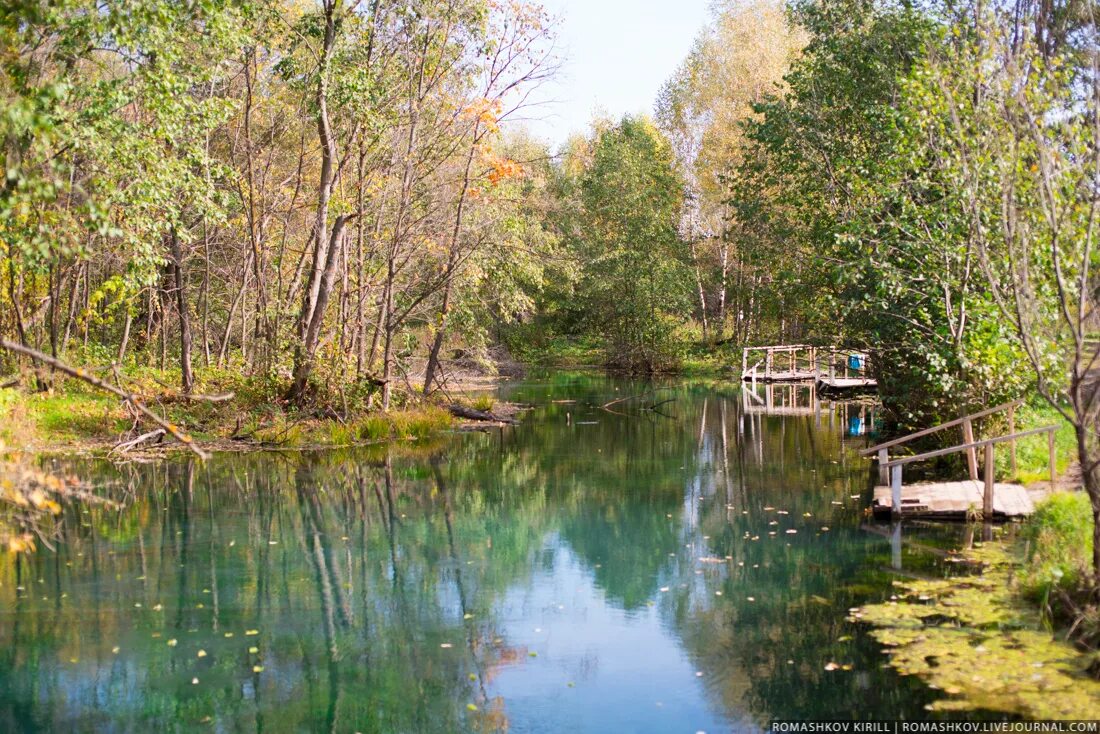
[891,464,902,516]
[1048,429,1057,483]
[878,447,889,486]
[742,348,748,379]
[1008,403,1017,477]
[983,443,995,519]
[828,351,835,382]
[961,417,978,480]
[766,348,773,380]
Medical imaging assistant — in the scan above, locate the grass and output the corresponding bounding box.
[1015,492,1099,649]
[1018,492,1094,600]
[0,365,456,453]
[470,394,495,412]
[990,400,1077,484]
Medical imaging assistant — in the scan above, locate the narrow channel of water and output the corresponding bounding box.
[0,372,980,732]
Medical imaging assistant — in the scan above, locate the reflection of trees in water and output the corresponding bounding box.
[665,392,945,721]
[0,449,553,731]
[0,374,955,728]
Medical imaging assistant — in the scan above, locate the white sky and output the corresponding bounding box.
[512,0,712,150]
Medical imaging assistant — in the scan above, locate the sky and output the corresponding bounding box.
[513,0,712,150]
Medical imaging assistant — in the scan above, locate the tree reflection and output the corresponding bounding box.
[0,373,969,730]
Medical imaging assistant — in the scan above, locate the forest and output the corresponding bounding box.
[6,0,1098,539]
[3,0,1100,723]
[0,0,1092,412]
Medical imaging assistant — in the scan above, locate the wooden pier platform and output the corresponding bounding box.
[741,345,875,388]
[871,480,1034,520]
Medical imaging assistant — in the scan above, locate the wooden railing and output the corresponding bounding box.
[881,424,1058,517]
[859,399,1024,484]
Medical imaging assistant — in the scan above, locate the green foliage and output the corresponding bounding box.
[730,0,1036,429]
[1019,493,1094,601]
[567,116,691,372]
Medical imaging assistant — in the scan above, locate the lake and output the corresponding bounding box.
[0,372,979,732]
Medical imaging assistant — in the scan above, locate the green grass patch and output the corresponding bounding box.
[470,394,495,412]
[1018,492,1094,601]
[991,401,1076,483]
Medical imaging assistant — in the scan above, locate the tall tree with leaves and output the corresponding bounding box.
[573,116,689,373]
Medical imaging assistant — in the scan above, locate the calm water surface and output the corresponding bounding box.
[1,373,974,732]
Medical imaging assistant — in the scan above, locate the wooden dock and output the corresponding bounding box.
[860,400,1058,520]
[871,480,1034,520]
[741,344,877,391]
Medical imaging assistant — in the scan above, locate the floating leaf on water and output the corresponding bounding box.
[660,587,670,592]
[567,682,575,687]
[224,632,234,638]
[747,596,756,602]
[249,646,259,654]
[824,662,839,671]
[528,651,537,657]
[253,665,263,673]
[463,613,473,619]
[468,673,477,681]
[112,646,120,654]
[245,630,259,636]
[167,639,178,647]
[191,677,199,685]
[466,703,478,712]
[197,649,207,658]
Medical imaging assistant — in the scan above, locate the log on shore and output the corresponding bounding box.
[447,404,517,424]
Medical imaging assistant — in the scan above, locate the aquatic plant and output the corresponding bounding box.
[851,544,1100,717]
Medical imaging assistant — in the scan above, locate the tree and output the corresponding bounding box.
[656,0,805,341]
[574,116,690,372]
[908,0,1100,577]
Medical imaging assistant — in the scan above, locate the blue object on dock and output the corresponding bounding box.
[847,354,864,370]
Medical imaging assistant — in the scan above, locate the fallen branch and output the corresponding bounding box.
[0,339,209,459]
[109,428,166,456]
[600,390,655,409]
[447,404,517,424]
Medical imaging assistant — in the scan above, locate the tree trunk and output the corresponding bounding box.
[169,228,194,393]
[286,0,341,403]
[423,279,453,394]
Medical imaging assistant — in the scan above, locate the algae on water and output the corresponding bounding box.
[850,544,1100,718]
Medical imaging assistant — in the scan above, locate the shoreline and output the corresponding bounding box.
[1,371,527,461]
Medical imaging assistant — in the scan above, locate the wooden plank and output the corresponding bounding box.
[962,416,978,480]
[983,444,994,518]
[871,480,1034,519]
